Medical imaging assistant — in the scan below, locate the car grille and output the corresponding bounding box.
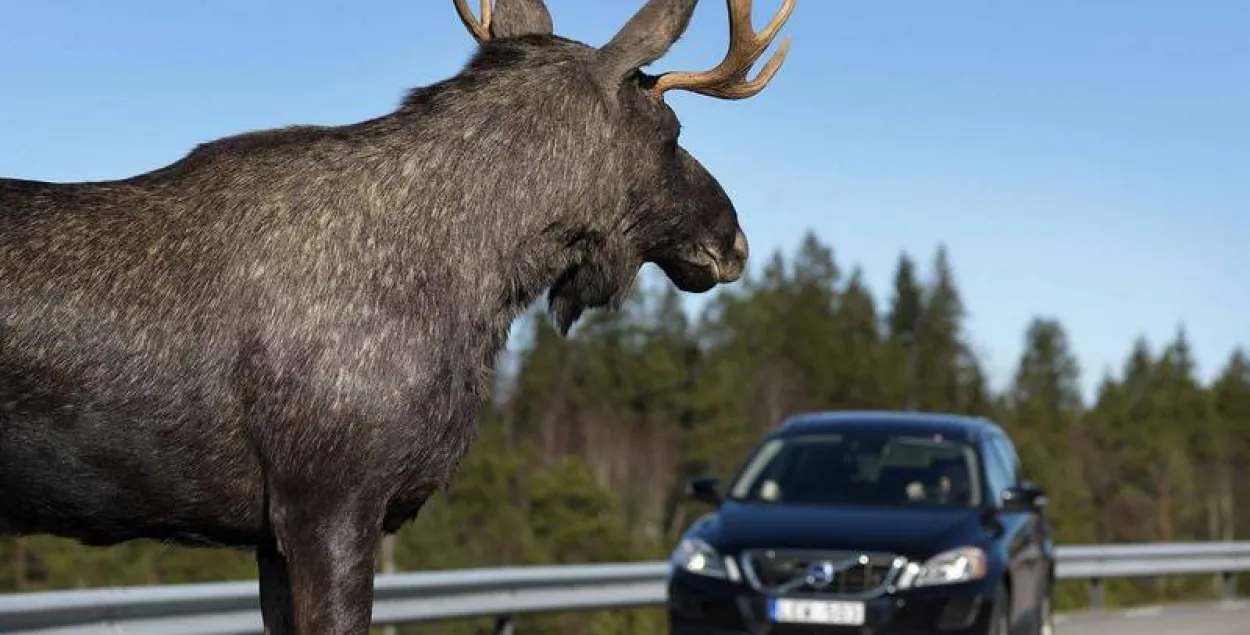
[740,549,904,597]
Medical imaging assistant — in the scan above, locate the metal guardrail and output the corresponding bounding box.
[0,542,1246,635]
[1055,542,1250,608]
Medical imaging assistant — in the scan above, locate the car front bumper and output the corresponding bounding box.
[667,568,999,635]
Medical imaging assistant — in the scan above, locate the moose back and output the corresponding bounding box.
[0,0,796,632]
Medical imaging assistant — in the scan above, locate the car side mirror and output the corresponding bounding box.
[686,474,722,505]
[1001,482,1048,512]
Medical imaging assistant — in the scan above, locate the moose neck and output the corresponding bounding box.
[133,38,640,357]
[377,42,643,334]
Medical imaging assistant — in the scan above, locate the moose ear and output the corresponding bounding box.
[489,0,554,39]
[593,0,699,82]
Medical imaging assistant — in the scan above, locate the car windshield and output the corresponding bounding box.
[726,431,983,508]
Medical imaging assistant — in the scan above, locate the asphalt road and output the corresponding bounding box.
[1056,600,1248,635]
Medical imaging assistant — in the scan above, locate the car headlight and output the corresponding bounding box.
[896,546,988,589]
[670,538,741,581]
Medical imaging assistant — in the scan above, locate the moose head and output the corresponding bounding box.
[445,0,795,331]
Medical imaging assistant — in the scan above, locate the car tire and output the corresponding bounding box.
[1037,586,1055,635]
[988,581,1011,635]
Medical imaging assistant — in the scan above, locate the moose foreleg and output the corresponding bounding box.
[268,497,384,635]
[258,539,297,635]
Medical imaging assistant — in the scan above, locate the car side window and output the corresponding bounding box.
[981,439,1013,505]
[991,437,1021,485]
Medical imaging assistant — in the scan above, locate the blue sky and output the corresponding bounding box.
[1,1,1245,400]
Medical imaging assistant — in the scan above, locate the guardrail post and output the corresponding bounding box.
[1089,577,1104,610]
[1221,572,1237,600]
[493,615,515,635]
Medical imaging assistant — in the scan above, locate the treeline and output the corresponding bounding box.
[1,232,1246,634]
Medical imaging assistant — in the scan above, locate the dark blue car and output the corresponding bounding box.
[667,410,1055,635]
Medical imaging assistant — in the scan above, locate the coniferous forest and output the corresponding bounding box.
[2,233,1246,634]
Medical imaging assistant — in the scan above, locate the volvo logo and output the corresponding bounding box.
[804,561,836,588]
[803,558,857,589]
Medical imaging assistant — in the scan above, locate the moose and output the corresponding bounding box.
[0,0,796,632]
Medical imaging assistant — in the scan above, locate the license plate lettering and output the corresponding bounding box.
[770,598,866,625]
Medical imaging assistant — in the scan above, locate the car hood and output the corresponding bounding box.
[695,501,991,559]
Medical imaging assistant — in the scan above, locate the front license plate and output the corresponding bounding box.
[769,598,866,626]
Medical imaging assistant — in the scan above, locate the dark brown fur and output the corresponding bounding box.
[0,1,781,632]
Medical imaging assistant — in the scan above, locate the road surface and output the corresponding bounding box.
[1057,600,1248,635]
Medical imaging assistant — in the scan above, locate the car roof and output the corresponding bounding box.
[774,410,1003,443]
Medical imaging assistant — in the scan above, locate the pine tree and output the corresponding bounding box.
[832,266,887,408]
[884,253,925,407]
[782,231,843,411]
[912,245,974,413]
[1211,349,1250,541]
[1007,318,1093,543]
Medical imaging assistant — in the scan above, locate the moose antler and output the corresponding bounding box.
[652,0,797,100]
[454,0,493,44]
